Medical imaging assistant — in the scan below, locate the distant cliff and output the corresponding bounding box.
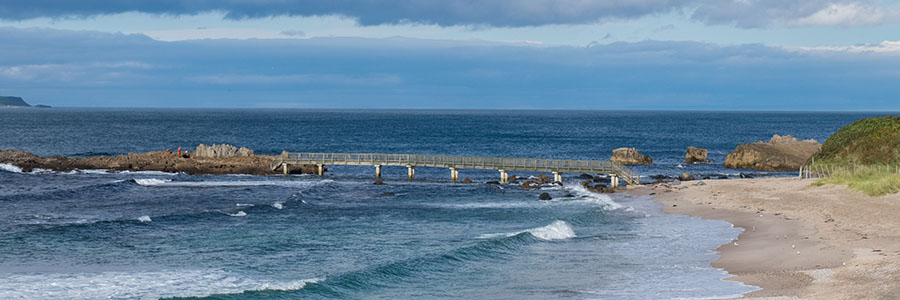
[0,96,30,107]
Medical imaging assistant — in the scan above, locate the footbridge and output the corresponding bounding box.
[273,152,639,186]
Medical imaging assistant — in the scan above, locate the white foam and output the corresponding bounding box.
[134,178,172,186]
[236,203,255,207]
[29,168,54,174]
[272,202,284,209]
[0,163,23,173]
[0,269,320,299]
[479,220,576,241]
[135,179,334,188]
[116,170,179,176]
[229,211,247,217]
[565,183,623,210]
[137,215,152,222]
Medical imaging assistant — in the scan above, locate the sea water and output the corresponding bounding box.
[0,109,888,299]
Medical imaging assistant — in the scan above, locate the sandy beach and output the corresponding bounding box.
[643,178,900,299]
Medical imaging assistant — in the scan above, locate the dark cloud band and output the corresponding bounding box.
[0,0,875,28]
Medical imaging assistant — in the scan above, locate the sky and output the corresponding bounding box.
[1,1,899,110]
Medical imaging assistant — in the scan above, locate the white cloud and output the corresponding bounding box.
[792,3,897,27]
[786,40,900,53]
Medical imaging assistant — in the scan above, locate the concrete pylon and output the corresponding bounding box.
[552,171,562,183]
[375,165,382,178]
[407,165,415,179]
[282,163,289,175]
[610,174,619,188]
[499,169,508,183]
[450,168,458,181]
[317,164,324,177]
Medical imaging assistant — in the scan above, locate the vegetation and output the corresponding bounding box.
[809,116,900,196]
[812,166,900,196]
[810,116,900,165]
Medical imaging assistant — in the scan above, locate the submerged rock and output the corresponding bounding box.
[522,181,541,190]
[538,192,552,200]
[610,148,652,165]
[677,173,695,181]
[685,147,709,164]
[724,134,821,171]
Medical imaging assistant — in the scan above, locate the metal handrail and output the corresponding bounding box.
[278,152,638,184]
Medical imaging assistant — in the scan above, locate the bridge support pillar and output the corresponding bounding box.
[552,172,562,184]
[375,165,382,178]
[610,174,619,188]
[317,164,324,177]
[407,165,415,179]
[450,168,458,181]
[499,169,508,183]
[282,163,289,175]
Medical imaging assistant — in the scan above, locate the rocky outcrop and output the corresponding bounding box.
[610,148,652,165]
[190,144,253,158]
[0,145,317,175]
[684,147,708,164]
[724,134,822,171]
[538,192,552,200]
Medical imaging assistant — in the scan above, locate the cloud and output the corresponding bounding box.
[2,0,898,28]
[1,27,899,109]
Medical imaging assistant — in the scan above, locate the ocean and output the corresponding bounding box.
[0,109,888,299]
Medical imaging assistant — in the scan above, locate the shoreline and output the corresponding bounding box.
[639,177,900,299]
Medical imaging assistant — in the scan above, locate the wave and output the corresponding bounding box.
[137,215,152,222]
[563,183,623,210]
[0,163,23,173]
[0,269,320,300]
[478,220,576,241]
[135,178,334,188]
[228,211,247,217]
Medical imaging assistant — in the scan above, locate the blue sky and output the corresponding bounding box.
[1,1,899,110]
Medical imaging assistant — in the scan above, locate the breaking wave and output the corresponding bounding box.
[478,220,576,241]
[0,163,23,173]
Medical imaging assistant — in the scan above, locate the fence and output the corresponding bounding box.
[800,164,900,179]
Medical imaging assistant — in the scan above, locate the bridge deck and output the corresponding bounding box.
[274,152,638,184]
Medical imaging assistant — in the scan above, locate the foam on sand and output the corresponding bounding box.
[479,220,576,241]
[0,269,321,299]
[0,163,23,173]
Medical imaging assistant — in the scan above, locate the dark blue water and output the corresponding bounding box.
[0,109,887,299]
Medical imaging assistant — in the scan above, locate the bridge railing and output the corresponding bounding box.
[279,152,638,184]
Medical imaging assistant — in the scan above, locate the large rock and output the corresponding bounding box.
[724,134,821,171]
[191,144,254,158]
[610,148,652,165]
[684,147,708,164]
[0,147,318,175]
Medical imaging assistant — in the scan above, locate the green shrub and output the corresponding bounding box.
[811,116,900,165]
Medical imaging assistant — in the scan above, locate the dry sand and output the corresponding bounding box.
[641,178,900,299]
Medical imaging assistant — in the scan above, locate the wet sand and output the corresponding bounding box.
[642,178,900,299]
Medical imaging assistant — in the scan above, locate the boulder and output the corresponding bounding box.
[685,147,709,164]
[677,173,695,181]
[522,181,541,190]
[191,144,254,158]
[724,134,821,171]
[508,175,518,182]
[579,173,594,179]
[536,174,552,183]
[610,148,652,165]
[373,180,387,185]
[538,192,552,200]
[461,178,473,183]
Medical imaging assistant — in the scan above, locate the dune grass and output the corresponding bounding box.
[812,166,900,196]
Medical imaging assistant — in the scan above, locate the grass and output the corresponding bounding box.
[812,166,900,196]
[810,116,900,166]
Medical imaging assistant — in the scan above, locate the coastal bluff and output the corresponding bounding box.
[0,96,30,107]
[724,134,821,171]
[0,144,318,175]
